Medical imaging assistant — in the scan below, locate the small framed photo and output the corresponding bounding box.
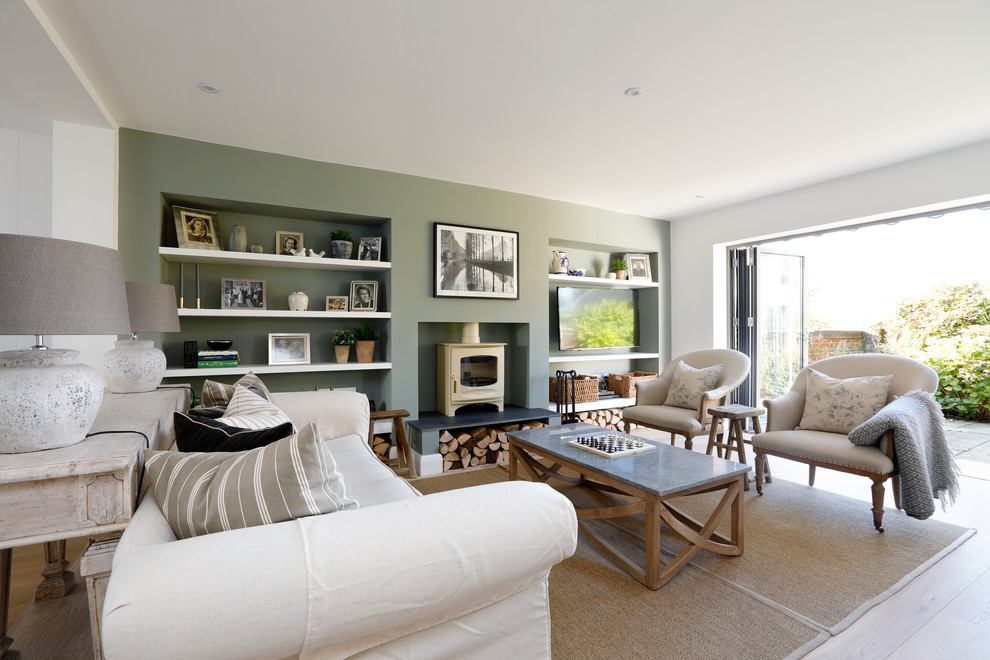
[625,253,652,281]
[268,333,311,365]
[358,237,382,261]
[326,295,348,311]
[350,281,378,311]
[174,206,222,250]
[221,277,267,310]
[276,230,305,256]
[434,222,518,299]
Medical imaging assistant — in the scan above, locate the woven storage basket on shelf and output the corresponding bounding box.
[549,374,599,403]
[608,371,658,399]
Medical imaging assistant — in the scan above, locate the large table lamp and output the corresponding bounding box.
[103,282,181,393]
[0,233,132,453]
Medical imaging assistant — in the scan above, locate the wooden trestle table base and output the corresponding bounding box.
[508,423,750,590]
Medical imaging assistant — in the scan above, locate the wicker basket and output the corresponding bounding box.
[549,374,599,404]
[608,371,658,399]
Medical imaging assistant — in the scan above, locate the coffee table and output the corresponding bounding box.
[508,423,750,589]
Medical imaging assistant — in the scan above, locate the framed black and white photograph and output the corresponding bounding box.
[433,222,518,299]
[174,206,222,251]
[268,333,311,365]
[349,280,378,311]
[625,253,652,281]
[326,295,348,311]
[276,230,305,256]
[221,277,267,310]
[357,237,382,261]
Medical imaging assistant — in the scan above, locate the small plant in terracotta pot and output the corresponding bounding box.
[331,329,354,363]
[610,258,627,280]
[354,323,378,364]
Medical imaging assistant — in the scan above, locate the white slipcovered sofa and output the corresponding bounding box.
[101,390,578,659]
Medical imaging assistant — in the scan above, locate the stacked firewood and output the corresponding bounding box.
[439,421,547,471]
[371,434,392,464]
[572,408,626,431]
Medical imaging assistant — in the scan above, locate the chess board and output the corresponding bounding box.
[565,430,656,458]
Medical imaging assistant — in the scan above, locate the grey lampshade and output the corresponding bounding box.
[0,233,132,335]
[125,282,181,333]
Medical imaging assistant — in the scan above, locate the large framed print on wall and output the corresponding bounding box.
[433,222,519,300]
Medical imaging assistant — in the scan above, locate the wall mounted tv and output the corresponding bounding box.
[557,287,639,351]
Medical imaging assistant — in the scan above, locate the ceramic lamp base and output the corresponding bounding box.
[0,348,104,453]
[103,338,166,394]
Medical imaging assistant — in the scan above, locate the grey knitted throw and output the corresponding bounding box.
[848,389,960,520]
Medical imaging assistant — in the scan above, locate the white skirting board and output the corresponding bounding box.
[415,451,445,477]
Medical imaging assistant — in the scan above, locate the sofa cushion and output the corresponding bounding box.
[201,371,273,408]
[798,368,893,434]
[663,361,723,410]
[216,386,294,430]
[324,434,420,507]
[752,429,895,474]
[173,411,294,452]
[145,423,357,539]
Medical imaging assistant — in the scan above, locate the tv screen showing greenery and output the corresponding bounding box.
[557,287,639,351]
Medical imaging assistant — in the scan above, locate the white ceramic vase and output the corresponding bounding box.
[288,291,309,311]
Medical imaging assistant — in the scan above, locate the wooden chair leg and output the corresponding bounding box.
[892,474,902,510]
[871,480,886,533]
[684,435,693,451]
[808,465,816,487]
[755,453,766,495]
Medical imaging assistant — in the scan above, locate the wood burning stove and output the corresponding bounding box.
[437,342,506,416]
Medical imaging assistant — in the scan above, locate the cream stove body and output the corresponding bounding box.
[437,342,506,416]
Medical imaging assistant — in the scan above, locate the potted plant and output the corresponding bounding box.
[329,229,353,259]
[331,329,354,363]
[354,323,378,363]
[609,258,627,280]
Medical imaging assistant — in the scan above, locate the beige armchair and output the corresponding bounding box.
[752,353,938,532]
[621,349,751,450]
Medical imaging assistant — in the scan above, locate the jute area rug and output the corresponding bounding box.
[412,466,974,660]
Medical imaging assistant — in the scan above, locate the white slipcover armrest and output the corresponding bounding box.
[102,481,577,660]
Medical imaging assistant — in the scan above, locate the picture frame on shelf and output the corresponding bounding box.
[269,333,311,365]
[326,295,348,311]
[433,222,519,299]
[174,206,222,250]
[276,230,305,256]
[625,253,652,281]
[221,277,267,310]
[350,281,378,311]
[358,237,382,261]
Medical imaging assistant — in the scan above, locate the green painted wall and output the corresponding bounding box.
[117,129,671,432]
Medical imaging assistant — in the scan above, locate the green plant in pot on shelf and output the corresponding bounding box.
[609,258,627,280]
[330,229,353,259]
[355,323,378,364]
[332,329,355,364]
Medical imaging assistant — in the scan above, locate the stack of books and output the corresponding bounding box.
[197,349,239,368]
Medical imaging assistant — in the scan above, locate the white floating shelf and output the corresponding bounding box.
[160,247,390,271]
[177,309,390,319]
[549,274,657,289]
[549,352,660,363]
[164,362,391,377]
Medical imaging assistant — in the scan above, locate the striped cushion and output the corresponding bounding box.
[145,423,358,539]
[217,386,293,430]
[201,372,273,408]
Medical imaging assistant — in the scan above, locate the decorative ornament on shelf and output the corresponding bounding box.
[103,282,181,394]
[331,329,355,364]
[288,291,310,311]
[307,249,325,258]
[610,258,627,281]
[0,233,132,453]
[228,225,247,252]
[567,268,586,277]
[552,249,569,274]
[330,229,353,259]
[249,243,264,253]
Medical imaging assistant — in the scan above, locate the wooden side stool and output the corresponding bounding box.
[706,404,771,491]
[369,410,416,478]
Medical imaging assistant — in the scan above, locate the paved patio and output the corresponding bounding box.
[945,417,990,480]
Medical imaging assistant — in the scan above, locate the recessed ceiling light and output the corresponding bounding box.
[695,195,705,199]
[198,83,220,94]
[624,87,642,97]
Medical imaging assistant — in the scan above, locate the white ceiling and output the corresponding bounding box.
[8,0,990,219]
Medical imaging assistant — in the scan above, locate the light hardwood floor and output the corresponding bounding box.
[6,459,989,658]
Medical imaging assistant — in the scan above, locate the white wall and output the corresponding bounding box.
[669,138,990,357]
[50,121,117,365]
[0,127,53,352]
[1,122,116,364]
